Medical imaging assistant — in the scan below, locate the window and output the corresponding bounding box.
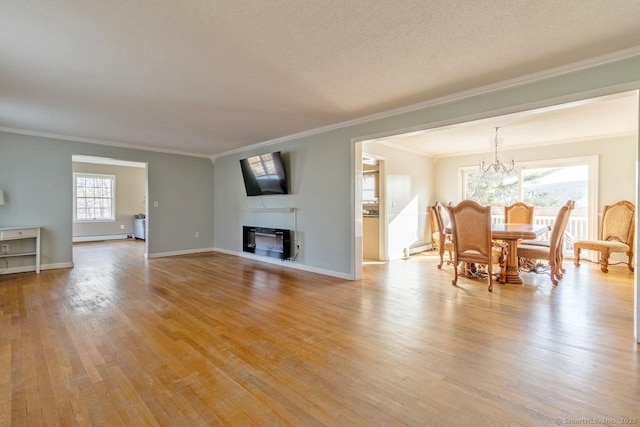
[461,156,598,252]
[74,173,116,221]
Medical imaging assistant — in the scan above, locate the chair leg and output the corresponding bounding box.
[555,248,565,279]
[574,247,581,267]
[628,251,635,272]
[550,262,560,286]
[437,248,444,269]
[451,261,459,286]
[487,264,493,292]
[498,257,506,284]
[599,250,610,273]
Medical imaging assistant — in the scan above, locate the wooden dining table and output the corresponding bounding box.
[492,223,550,284]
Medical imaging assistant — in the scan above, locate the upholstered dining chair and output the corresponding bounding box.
[432,201,454,269]
[505,202,535,224]
[517,200,575,285]
[446,200,506,291]
[573,200,635,273]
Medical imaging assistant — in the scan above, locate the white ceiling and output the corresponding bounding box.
[2,1,640,157]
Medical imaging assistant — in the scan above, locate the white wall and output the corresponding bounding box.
[72,162,146,239]
[363,142,434,259]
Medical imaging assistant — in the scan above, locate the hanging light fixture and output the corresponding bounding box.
[479,127,515,173]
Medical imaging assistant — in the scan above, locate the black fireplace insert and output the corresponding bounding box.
[242,226,291,260]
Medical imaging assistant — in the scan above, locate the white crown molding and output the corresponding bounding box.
[2,46,639,161]
[0,127,211,159]
[211,46,640,161]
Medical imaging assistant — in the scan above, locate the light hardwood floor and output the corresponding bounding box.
[1,241,638,426]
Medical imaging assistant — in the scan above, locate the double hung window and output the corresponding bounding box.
[74,173,116,221]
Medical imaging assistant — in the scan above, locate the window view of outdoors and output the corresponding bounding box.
[465,170,518,210]
[464,165,589,250]
[75,175,115,220]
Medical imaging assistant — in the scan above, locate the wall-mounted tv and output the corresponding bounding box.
[239,151,289,196]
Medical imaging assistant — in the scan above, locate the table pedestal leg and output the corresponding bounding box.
[503,238,523,285]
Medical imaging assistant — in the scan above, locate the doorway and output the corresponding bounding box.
[362,154,387,262]
[351,89,639,339]
[71,155,148,257]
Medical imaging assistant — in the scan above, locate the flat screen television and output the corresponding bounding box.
[239,151,289,196]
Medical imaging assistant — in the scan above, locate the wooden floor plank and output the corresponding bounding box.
[0,240,638,426]
[0,342,12,427]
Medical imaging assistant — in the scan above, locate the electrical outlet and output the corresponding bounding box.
[195,231,200,238]
[120,224,125,230]
[1,244,8,254]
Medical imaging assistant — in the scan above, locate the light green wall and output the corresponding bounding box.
[1,55,639,278]
[72,162,146,238]
[214,55,640,277]
[213,129,353,275]
[0,132,214,269]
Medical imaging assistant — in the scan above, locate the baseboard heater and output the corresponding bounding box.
[243,226,291,260]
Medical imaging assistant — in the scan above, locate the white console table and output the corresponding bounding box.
[0,226,41,273]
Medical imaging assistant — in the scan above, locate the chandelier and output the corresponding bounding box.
[479,127,515,173]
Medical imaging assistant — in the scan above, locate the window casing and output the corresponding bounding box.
[73,173,116,221]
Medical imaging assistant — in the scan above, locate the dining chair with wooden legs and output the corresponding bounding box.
[517,201,575,285]
[447,200,507,291]
[574,200,635,273]
[433,201,454,269]
[504,202,535,225]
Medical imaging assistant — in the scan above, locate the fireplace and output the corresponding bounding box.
[242,226,292,260]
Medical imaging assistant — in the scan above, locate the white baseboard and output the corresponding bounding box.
[146,247,216,259]
[73,234,130,243]
[409,243,432,254]
[43,262,74,271]
[212,247,354,280]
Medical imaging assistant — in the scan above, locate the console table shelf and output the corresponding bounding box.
[0,226,42,274]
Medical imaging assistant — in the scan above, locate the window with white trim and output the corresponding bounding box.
[74,173,116,221]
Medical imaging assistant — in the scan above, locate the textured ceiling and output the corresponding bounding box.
[1,1,640,157]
